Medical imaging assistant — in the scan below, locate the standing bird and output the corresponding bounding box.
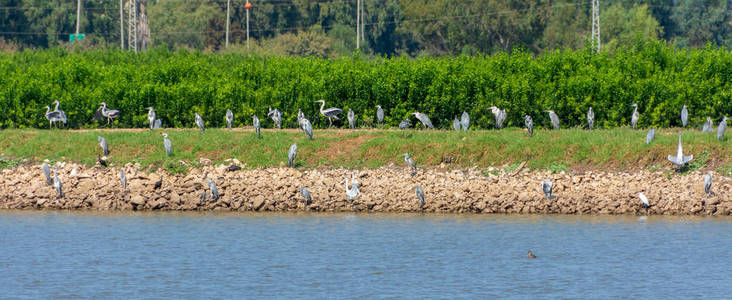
[461,111,470,131]
[376,105,384,125]
[297,109,305,127]
[146,107,156,130]
[162,133,172,156]
[51,100,68,127]
[194,112,205,132]
[225,109,234,130]
[97,155,108,167]
[630,103,640,129]
[452,116,460,131]
[53,165,63,199]
[680,105,689,127]
[646,128,656,144]
[718,117,728,141]
[288,143,298,168]
[638,192,649,208]
[153,119,162,129]
[97,136,110,156]
[667,132,693,168]
[300,187,312,206]
[120,168,127,190]
[541,178,555,199]
[347,109,356,129]
[95,102,121,126]
[345,175,360,201]
[301,118,314,140]
[415,185,425,209]
[402,153,417,176]
[207,178,219,201]
[524,115,534,137]
[268,107,282,129]
[546,110,560,130]
[314,100,342,128]
[41,163,53,185]
[252,115,261,138]
[489,106,506,129]
[412,112,434,129]
[703,172,712,197]
[45,104,67,129]
[587,107,595,130]
[399,119,410,129]
[702,117,713,133]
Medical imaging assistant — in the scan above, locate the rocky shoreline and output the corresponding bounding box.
[1,162,730,215]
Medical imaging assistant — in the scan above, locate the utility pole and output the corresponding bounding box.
[246,1,252,50]
[591,0,601,52]
[133,0,137,53]
[75,0,81,37]
[119,0,124,49]
[127,0,131,49]
[225,0,231,49]
[356,0,360,49]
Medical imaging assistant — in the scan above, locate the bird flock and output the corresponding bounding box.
[39,99,728,210]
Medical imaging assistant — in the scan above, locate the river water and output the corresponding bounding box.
[1,211,730,299]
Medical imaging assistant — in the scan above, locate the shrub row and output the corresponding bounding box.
[0,42,730,129]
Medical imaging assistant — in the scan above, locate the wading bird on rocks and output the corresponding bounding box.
[403,153,417,176]
[638,192,649,208]
[225,109,233,130]
[41,163,52,185]
[412,112,434,129]
[345,175,360,201]
[253,115,261,138]
[587,107,594,130]
[347,109,356,129]
[207,178,219,201]
[162,133,172,156]
[314,100,342,128]
[146,107,156,130]
[681,105,688,127]
[631,104,639,129]
[667,132,693,169]
[268,107,282,129]
[399,119,410,129]
[94,102,120,126]
[120,168,127,190]
[704,172,712,197]
[453,116,460,131]
[702,117,713,132]
[195,112,205,132]
[525,115,534,137]
[415,185,425,209]
[461,111,470,131]
[301,118,313,140]
[53,165,63,198]
[542,178,555,199]
[489,107,506,129]
[300,187,312,206]
[376,105,384,125]
[98,136,109,156]
[718,117,728,141]
[288,143,298,167]
[546,111,560,130]
[646,128,656,144]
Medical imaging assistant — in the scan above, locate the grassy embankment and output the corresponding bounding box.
[0,128,730,175]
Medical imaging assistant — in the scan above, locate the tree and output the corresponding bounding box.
[671,0,731,47]
[602,3,662,51]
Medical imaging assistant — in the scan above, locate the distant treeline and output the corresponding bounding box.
[0,41,730,129]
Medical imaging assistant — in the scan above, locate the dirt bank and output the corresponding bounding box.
[1,162,730,215]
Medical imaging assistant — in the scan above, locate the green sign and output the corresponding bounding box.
[69,34,86,42]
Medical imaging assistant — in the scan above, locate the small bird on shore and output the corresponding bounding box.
[453,116,460,131]
[646,128,656,144]
[347,109,356,129]
[162,133,172,156]
[587,107,594,130]
[542,178,555,199]
[718,117,728,141]
[120,168,127,190]
[681,105,689,127]
[415,185,425,209]
[253,115,261,138]
[702,117,713,133]
[300,187,312,206]
[195,112,205,132]
[207,178,219,201]
[461,111,470,131]
[413,112,434,129]
[153,177,162,190]
[97,155,108,167]
[376,105,384,125]
[41,163,52,185]
[546,110,560,130]
[225,109,233,130]
[667,132,693,168]
[227,164,241,172]
[631,103,639,129]
[704,172,712,197]
[53,165,63,198]
[399,119,410,129]
[146,107,156,130]
[301,118,313,140]
[98,136,109,156]
[527,250,537,258]
[525,115,534,137]
[403,153,417,176]
[638,192,649,208]
[288,143,298,167]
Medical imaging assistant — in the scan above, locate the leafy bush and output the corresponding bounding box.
[0,41,730,129]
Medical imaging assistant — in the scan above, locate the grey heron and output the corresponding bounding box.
[452,116,460,131]
[288,143,298,167]
[153,119,162,129]
[461,111,470,131]
[718,117,728,141]
[314,100,342,128]
[587,107,594,130]
[345,175,360,201]
[49,100,68,128]
[225,109,234,130]
[489,106,506,129]
[704,172,712,197]
[546,110,560,130]
[347,109,356,129]
[41,163,52,185]
[412,112,434,129]
[528,250,537,258]
[120,168,127,190]
[300,187,312,206]
[97,136,109,156]
[146,107,156,130]
[402,153,417,176]
[162,133,172,156]
[297,109,305,127]
[631,103,639,129]
[702,117,713,132]
[44,105,66,129]
[97,102,120,126]
[680,105,688,127]
[525,115,534,137]
[541,178,555,199]
[376,105,384,124]
[399,119,410,129]
[53,165,63,198]
[253,115,261,138]
[415,185,425,209]
[194,112,205,132]
[667,132,693,168]
[301,118,313,140]
[646,128,656,144]
[200,191,209,203]
[638,192,649,208]
[268,107,282,129]
[207,178,219,200]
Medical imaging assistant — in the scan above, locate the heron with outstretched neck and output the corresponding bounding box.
[631,104,639,129]
[314,100,342,128]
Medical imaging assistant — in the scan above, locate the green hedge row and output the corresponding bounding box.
[1,42,730,129]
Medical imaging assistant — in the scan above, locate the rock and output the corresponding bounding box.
[130,195,146,206]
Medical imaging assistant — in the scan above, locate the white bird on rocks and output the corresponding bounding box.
[702,117,713,133]
[98,136,109,156]
[120,168,127,190]
[347,109,356,129]
[162,133,172,156]
[667,132,693,168]
[376,105,384,124]
[195,112,205,132]
[345,175,360,201]
[288,143,298,167]
[638,192,649,208]
[525,115,534,137]
[225,109,233,130]
[587,107,594,130]
[412,112,434,129]
[402,153,417,176]
[452,116,460,131]
[53,165,63,199]
[718,117,728,141]
[704,172,712,197]
[681,105,688,127]
[461,111,470,131]
[146,107,156,130]
[314,100,342,128]
[646,128,656,144]
[207,178,219,200]
[546,110,560,130]
[415,185,425,209]
[541,178,555,199]
[253,115,261,138]
[300,187,312,206]
[41,163,52,185]
[631,103,639,129]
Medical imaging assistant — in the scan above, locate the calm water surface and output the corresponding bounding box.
[1,211,731,299]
